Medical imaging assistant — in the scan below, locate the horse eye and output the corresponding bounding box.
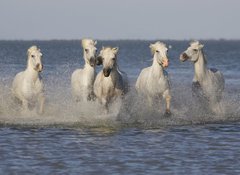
[112,58,115,61]
[85,49,89,53]
[193,49,198,52]
[156,50,159,53]
[31,55,35,58]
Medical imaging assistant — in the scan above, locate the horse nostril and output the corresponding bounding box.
[89,57,95,66]
[35,63,43,71]
[182,53,188,59]
[103,68,111,77]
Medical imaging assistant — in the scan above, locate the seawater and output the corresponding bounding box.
[0,40,240,174]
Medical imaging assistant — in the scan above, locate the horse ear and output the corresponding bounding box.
[149,44,155,55]
[27,47,34,56]
[199,44,204,49]
[94,41,97,45]
[112,47,119,54]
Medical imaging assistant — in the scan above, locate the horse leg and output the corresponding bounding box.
[101,97,109,114]
[163,90,171,117]
[192,81,206,101]
[147,96,153,108]
[22,99,29,113]
[87,91,96,101]
[165,95,171,113]
[38,93,45,114]
[192,81,210,113]
[210,99,225,116]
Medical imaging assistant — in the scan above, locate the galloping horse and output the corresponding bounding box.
[94,47,128,112]
[180,40,225,114]
[136,41,171,115]
[12,46,45,114]
[71,39,97,101]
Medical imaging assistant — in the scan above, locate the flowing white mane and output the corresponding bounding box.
[27,46,41,55]
[190,40,203,50]
[81,39,97,49]
[150,41,167,55]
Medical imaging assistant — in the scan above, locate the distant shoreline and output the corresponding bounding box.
[0,39,240,42]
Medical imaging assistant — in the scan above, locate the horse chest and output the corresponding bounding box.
[146,75,168,95]
[101,77,116,96]
[82,75,94,87]
[82,69,95,87]
[22,79,42,98]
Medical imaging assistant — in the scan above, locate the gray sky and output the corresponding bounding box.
[0,0,239,40]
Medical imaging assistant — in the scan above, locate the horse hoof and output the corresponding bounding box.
[164,110,171,118]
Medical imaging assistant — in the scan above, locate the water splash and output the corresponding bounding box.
[0,76,239,129]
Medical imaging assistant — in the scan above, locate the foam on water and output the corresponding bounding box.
[0,76,239,129]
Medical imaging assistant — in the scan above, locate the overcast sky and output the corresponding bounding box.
[0,0,239,40]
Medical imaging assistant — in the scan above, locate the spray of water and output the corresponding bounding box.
[0,71,239,129]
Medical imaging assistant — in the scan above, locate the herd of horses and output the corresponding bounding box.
[11,39,225,116]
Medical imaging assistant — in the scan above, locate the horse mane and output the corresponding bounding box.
[27,46,40,56]
[190,40,199,45]
[150,41,166,55]
[102,46,112,50]
[200,49,208,64]
[81,39,96,48]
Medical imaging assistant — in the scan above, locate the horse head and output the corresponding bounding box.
[27,46,43,72]
[82,39,97,67]
[150,41,169,68]
[97,47,119,77]
[180,40,204,63]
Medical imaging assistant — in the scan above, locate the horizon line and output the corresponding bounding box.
[1,38,240,42]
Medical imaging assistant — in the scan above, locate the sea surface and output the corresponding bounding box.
[0,40,240,174]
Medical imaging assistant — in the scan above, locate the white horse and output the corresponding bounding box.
[71,39,97,101]
[12,46,45,114]
[135,41,171,115]
[180,40,225,114]
[94,47,128,112]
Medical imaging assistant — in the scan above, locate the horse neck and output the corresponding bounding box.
[109,63,119,81]
[83,53,95,71]
[152,54,164,77]
[194,50,208,82]
[84,62,95,72]
[26,58,39,81]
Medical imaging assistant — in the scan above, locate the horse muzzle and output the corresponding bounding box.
[162,58,169,68]
[89,57,95,67]
[35,63,43,72]
[180,53,189,62]
[103,68,111,77]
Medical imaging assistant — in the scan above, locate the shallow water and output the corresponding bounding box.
[0,40,240,174]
